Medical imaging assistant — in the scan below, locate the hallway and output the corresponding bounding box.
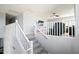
[0,4,79,54]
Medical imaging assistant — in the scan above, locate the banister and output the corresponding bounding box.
[16,20,30,42]
[37,28,48,39]
[35,20,75,37]
[15,20,33,54]
[26,48,32,52]
[34,23,48,39]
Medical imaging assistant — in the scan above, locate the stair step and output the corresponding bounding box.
[33,43,40,49]
[39,50,48,54]
[28,36,37,41]
[33,39,38,43]
[26,34,35,40]
[33,47,43,54]
[29,37,35,41]
[26,34,48,54]
[39,51,48,54]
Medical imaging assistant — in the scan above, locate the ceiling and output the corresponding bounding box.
[0,4,74,18]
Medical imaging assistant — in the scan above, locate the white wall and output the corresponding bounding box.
[73,4,79,53]
[36,33,75,54]
[16,12,40,34]
[4,22,27,54]
[0,12,5,38]
[0,38,3,47]
[36,34,79,54]
[4,23,26,54]
[0,12,5,49]
[4,23,15,53]
[16,13,23,29]
[23,12,37,34]
[75,4,79,37]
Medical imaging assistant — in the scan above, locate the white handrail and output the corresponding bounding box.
[16,20,30,42]
[26,48,32,52]
[37,28,48,39]
[34,24,48,39]
[15,20,33,54]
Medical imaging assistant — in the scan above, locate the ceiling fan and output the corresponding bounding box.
[50,13,59,18]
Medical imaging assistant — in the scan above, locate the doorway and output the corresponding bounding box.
[6,14,16,25]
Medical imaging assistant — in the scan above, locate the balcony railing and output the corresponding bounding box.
[36,20,75,37]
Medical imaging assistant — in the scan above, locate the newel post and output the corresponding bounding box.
[29,41,33,54]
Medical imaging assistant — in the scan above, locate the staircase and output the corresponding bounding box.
[26,33,48,54]
[4,20,33,54]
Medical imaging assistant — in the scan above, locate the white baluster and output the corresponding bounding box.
[59,22,60,36]
[52,22,53,35]
[49,22,50,35]
[57,22,58,36]
[68,21,69,37]
[47,22,48,35]
[71,21,73,37]
[62,22,63,36]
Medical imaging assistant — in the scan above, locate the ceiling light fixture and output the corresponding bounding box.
[50,13,59,18]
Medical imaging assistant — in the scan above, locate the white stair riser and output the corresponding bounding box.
[34,47,43,54]
[33,43,40,49]
[27,35,48,54]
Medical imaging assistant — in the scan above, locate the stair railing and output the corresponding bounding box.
[15,20,33,54]
[34,23,48,39]
[35,20,75,37]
